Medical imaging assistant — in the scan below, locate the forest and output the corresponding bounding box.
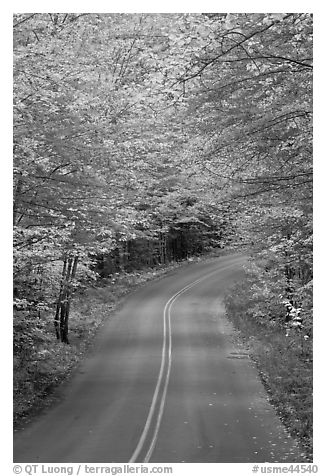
[13,13,312,456]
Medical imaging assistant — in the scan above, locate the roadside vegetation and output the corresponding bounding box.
[225,257,313,461]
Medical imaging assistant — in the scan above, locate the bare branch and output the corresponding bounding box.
[13,14,37,28]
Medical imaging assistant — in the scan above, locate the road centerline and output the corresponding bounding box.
[128,261,239,463]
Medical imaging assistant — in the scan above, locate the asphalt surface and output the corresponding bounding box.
[13,253,303,463]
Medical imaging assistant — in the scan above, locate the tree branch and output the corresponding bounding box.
[13,14,37,28]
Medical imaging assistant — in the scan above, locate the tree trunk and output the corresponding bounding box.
[13,173,23,225]
[54,254,78,344]
[159,232,166,264]
[54,256,68,339]
[59,257,73,343]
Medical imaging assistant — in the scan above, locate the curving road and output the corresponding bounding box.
[13,254,303,463]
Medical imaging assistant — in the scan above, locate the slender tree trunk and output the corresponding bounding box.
[54,256,68,339]
[13,173,23,225]
[59,257,73,343]
[54,254,78,344]
[160,233,167,264]
[115,234,125,273]
[159,233,165,264]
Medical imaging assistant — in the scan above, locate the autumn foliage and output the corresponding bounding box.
[13,13,312,445]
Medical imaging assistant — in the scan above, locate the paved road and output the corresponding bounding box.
[13,254,303,463]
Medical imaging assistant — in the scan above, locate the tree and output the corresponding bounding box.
[13,13,199,342]
[13,12,312,341]
[153,12,313,330]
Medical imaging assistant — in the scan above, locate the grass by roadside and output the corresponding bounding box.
[224,285,313,462]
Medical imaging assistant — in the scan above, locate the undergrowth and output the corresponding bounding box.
[225,281,313,461]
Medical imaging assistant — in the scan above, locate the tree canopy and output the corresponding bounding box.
[13,13,312,343]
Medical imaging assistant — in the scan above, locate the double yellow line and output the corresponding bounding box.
[129,262,238,463]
